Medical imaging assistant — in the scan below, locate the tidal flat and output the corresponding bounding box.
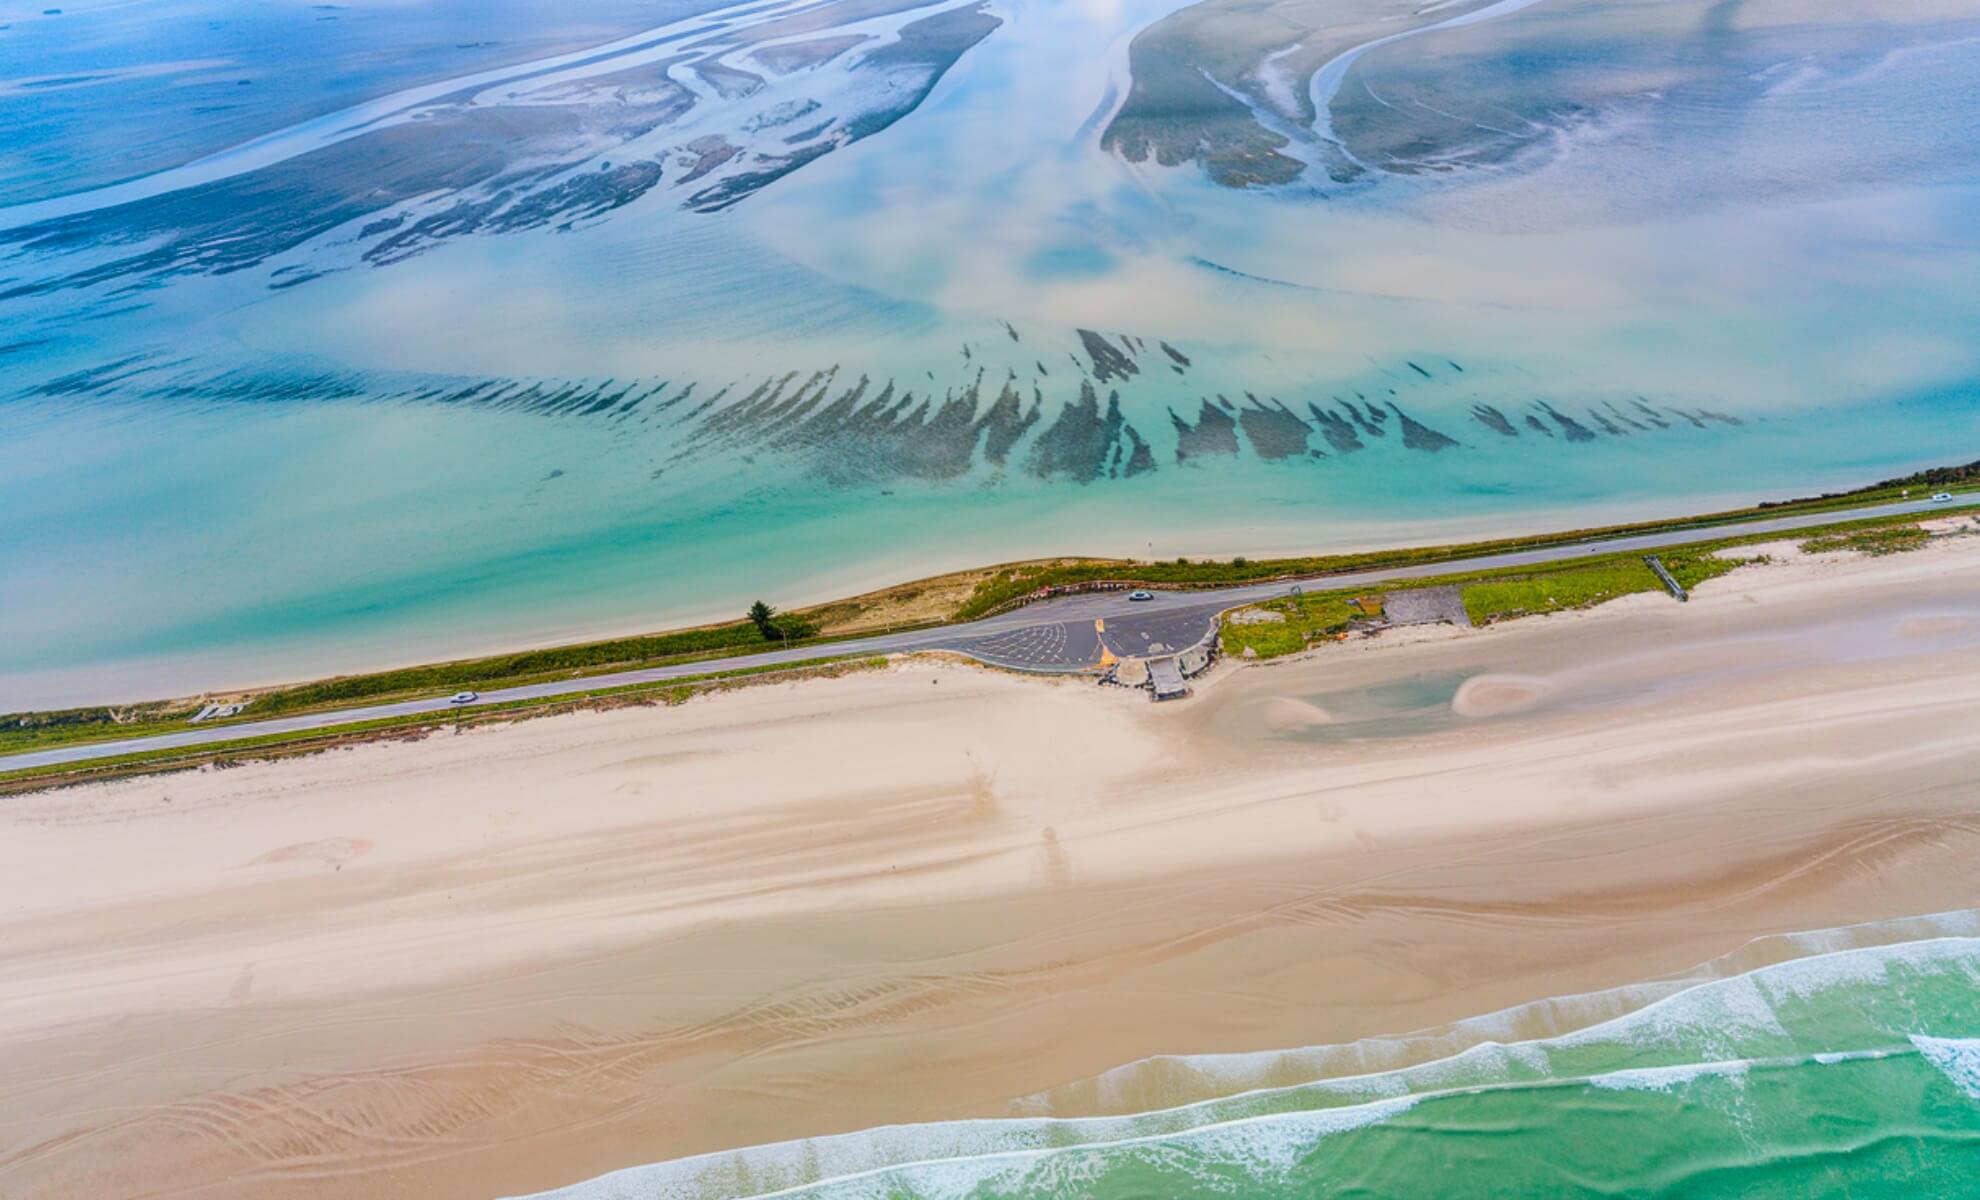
[5,0,1980,701]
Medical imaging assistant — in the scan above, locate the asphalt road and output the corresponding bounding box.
[9,495,1974,772]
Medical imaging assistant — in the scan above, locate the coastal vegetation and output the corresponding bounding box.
[747,601,817,642]
[1801,524,1930,557]
[748,601,779,639]
[954,474,1978,620]
[2,608,864,755]
[3,475,1973,765]
[1459,560,1663,626]
[1458,551,1738,625]
[254,623,776,713]
[1219,549,1743,658]
[1799,459,1980,499]
[2,699,206,751]
[1219,595,1365,659]
[0,656,889,793]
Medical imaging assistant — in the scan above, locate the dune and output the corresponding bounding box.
[1450,672,1549,717]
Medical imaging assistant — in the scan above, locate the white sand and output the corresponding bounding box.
[3,537,1979,1199]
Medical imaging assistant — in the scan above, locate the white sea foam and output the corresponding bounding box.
[1583,1043,1912,1094]
[509,916,1980,1200]
[917,1097,1420,1198]
[1587,1059,1749,1093]
[1911,1035,1980,1101]
[519,1041,1958,1199]
[1043,907,1980,1112]
[515,1097,1421,1200]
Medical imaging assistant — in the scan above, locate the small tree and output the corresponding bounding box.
[747,600,777,639]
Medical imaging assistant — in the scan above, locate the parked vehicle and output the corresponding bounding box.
[1128,590,1154,601]
[449,691,479,705]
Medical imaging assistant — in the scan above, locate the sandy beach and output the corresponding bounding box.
[5,536,1980,1199]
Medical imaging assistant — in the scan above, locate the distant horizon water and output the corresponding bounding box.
[4,0,1978,708]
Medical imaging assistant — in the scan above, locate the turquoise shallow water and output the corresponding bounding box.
[2,378,1974,707]
[514,913,1980,1199]
[4,0,1980,705]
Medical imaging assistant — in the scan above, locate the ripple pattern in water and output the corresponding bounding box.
[3,0,1979,701]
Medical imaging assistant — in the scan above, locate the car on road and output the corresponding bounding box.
[1931,492,1954,503]
[449,691,479,705]
[1128,590,1154,601]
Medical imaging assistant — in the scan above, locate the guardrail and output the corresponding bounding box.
[976,579,1140,618]
[1644,555,1688,602]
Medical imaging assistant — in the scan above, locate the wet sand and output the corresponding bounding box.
[3,538,1980,1199]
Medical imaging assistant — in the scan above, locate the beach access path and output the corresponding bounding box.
[7,494,1973,773]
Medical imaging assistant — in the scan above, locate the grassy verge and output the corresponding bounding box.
[0,620,937,757]
[1461,560,1662,626]
[1460,550,1739,625]
[1218,551,1740,659]
[1212,509,1959,660]
[955,465,1980,619]
[0,656,888,793]
[1220,594,1366,658]
[8,503,1972,787]
[1802,524,1931,557]
[250,623,777,713]
[8,462,1978,758]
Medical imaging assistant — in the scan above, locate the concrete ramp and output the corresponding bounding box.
[1384,585,1472,628]
[1147,656,1189,701]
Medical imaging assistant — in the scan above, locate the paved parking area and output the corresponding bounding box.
[963,621,1090,670]
[956,603,1221,671]
[20,494,1972,772]
[1096,606,1222,659]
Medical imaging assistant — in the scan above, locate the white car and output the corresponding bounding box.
[1128,590,1154,601]
[449,691,479,705]
[1930,492,1954,503]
